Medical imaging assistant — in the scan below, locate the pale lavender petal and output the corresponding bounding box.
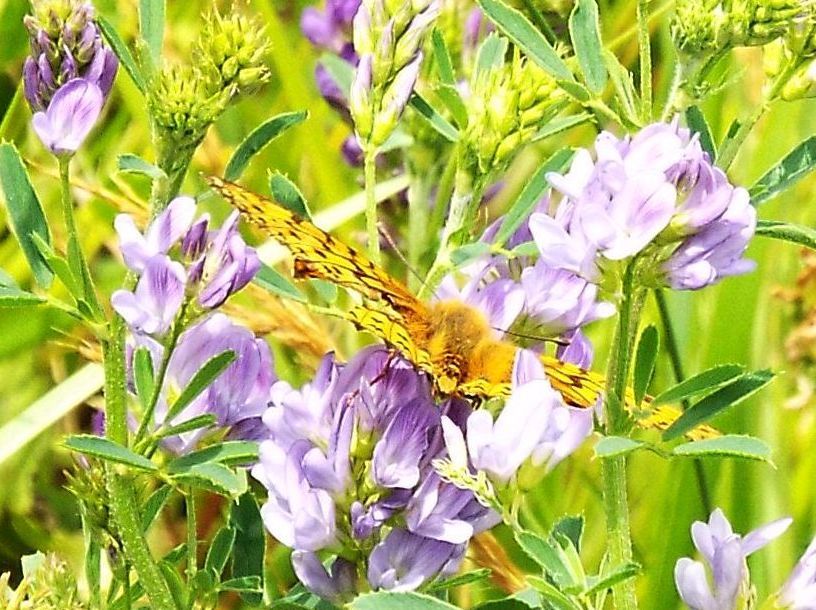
[292,552,356,603]
[32,78,103,154]
[675,558,717,610]
[741,516,792,556]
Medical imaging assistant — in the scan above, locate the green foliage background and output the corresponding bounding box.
[0,0,815,607]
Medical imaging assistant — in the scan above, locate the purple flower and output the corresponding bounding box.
[111,255,186,336]
[536,120,756,291]
[778,536,816,609]
[115,196,197,273]
[520,260,614,336]
[300,0,360,53]
[405,471,499,543]
[367,529,464,591]
[31,78,103,155]
[185,211,261,308]
[557,330,594,368]
[663,190,756,290]
[442,350,591,485]
[674,508,792,610]
[291,552,357,604]
[251,440,338,552]
[372,398,439,489]
[23,1,118,112]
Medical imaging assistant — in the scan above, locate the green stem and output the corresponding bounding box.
[654,290,712,514]
[108,473,177,610]
[364,150,381,264]
[186,487,197,584]
[407,166,431,292]
[637,0,653,120]
[716,101,769,171]
[133,301,189,448]
[59,156,102,317]
[601,261,645,609]
[418,165,480,299]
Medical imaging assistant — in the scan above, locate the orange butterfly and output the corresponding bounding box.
[207,177,717,441]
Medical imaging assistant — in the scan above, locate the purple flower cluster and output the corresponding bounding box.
[535,120,756,291]
[675,508,792,609]
[251,343,592,600]
[23,0,118,154]
[111,197,266,452]
[251,347,493,599]
[112,197,260,335]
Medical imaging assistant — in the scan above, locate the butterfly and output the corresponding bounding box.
[207,176,717,441]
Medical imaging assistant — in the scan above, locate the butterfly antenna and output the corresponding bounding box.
[377,225,425,287]
[494,327,570,347]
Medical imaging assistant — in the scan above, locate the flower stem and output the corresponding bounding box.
[637,0,653,120]
[59,156,102,317]
[601,261,645,609]
[364,150,381,264]
[654,290,712,514]
[186,487,197,582]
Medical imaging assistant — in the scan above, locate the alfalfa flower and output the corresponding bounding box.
[674,508,792,610]
[23,0,118,154]
[535,119,756,291]
[777,535,816,609]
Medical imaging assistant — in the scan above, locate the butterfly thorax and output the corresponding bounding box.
[415,300,516,394]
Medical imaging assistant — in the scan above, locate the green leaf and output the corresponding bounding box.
[603,51,639,126]
[98,16,147,93]
[451,242,492,267]
[477,0,573,80]
[350,592,459,610]
[474,599,538,610]
[0,143,52,288]
[652,364,745,405]
[551,515,584,553]
[165,350,236,423]
[568,0,606,93]
[409,94,460,142]
[254,264,307,303]
[426,568,492,592]
[755,219,816,251]
[585,562,640,595]
[219,575,262,593]
[672,435,772,462]
[230,491,265,604]
[431,29,457,85]
[685,106,716,160]
[117,153,166,181]
[269,171,312,219]
[155,414,217,439]
[139,0,164,64]
[531,113,591,142]
[30,233,82,301]
[311,278,338,303]
[633,324,659,405]
[515,530,570,586]
[432,84,469,128]
[141,485,172,532]
[319,52,354,95]
[750,136,816,206]
[159,560,186,610]
[594,436,644,458]
[64,434,158,472]
[663,370,774,440]
[0,271,43,307]
[167,441,260,474]
[494,148,574,245]
[170,462,248,497]
[133,347,155,410]
[205,526,236,577]
[526,576,582,610]
[474,33,509,76]
[224,110,309,181]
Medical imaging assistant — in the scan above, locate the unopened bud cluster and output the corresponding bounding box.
[672,0,804,54]
[149,10,270,166]
[763,10,816,100]
[22,0,117,112]
[464,48,563,174]
[350,0,440,149]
